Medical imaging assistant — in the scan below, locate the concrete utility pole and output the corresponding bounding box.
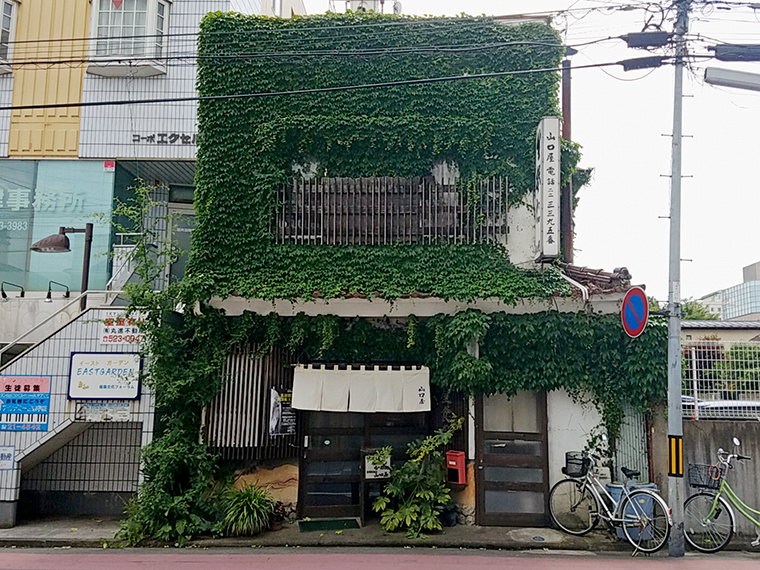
[667,0,690,558]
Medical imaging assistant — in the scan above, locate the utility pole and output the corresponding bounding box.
[667,0,690,558]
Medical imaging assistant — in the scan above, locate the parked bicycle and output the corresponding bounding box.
[684,437,760,553]
[549,450,672,554]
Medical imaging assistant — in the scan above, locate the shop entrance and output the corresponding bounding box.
[475,391,549,526]
[298,411,428,520]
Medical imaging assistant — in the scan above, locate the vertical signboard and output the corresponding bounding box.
[0,376,51,432]
[269,388,296,436]
[534,116,561,260]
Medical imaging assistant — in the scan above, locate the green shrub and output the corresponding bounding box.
[371,417,463,538]
[216,484,276,537]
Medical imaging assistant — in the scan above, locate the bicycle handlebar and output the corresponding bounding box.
[717,447,752,468]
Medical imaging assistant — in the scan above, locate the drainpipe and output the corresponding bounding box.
[559,272,588,303]
[561,48,577,263]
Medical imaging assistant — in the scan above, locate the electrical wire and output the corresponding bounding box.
[0,60,626,112]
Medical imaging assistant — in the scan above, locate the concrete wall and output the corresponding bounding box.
[683,420,760,540]
[546,389,603,487]
[506,199,538,268]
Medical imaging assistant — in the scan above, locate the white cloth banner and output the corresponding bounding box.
[292,365,430,413]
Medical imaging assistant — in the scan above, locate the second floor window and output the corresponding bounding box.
[0,0,16,62]
[93,0,168,58]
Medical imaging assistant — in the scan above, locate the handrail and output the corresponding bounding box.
[0,290,124,364]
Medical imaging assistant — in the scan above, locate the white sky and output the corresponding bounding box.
[300,0,760,302]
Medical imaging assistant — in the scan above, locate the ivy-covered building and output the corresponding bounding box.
[181,11,667,531]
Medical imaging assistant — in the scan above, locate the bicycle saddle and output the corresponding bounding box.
[621,467,640,479]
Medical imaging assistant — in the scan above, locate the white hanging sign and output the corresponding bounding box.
[534,116,561,260]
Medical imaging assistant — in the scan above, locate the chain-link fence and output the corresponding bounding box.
[682,340,760,420]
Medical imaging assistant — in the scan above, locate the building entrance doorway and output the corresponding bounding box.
[475,391,549,526]
[298,411,428,520]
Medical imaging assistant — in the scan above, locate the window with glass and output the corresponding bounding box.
[93,0,168,58]
[0,1,16,62]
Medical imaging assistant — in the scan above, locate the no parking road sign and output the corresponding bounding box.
[621,286,649,338]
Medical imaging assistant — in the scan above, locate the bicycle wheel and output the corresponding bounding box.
[620,490,671,553]
[684,492,734,553]
[549,478,600,535]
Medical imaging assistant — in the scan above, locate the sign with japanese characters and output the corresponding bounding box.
[0,447,14,469]
[364,454,392,480]
[100,311,144,345]
[534,116,561,260]
[269,388,296,436]
[132,132,197,145]
[74,401,131,422]
[0,376,51,432]
[68,353,141,400]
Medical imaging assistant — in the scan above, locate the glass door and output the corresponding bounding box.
[476,391,549,526]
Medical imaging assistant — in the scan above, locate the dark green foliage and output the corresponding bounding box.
[371,418,464,538]
[215,485,276,537]
[189,13,584,298]
[185,242,572,302]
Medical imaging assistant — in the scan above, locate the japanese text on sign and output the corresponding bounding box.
[132,133,197,145]
[68,353,141,400]
[0,376,51,432]
[101,311,144,345]
[534,116,561,260]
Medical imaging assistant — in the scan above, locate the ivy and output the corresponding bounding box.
[189,13,585,298]
[185,242,572,302]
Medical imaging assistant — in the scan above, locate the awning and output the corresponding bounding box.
[291,365,430,413]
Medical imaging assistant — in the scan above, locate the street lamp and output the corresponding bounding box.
[30,223,93,312]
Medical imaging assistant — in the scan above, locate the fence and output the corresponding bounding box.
[274,176,508,246]
[682,340,760,420]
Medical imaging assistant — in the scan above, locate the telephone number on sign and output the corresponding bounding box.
[101,334,143,343]
[0,221,29,231]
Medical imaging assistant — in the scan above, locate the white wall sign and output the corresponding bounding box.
[100,310,144,345]
[365,454,392,480]
[0,446,14,469]
[74,401,131,422]
[534,116,561,260]
[68,353,141,400]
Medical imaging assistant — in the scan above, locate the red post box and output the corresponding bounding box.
[445,450,466,485]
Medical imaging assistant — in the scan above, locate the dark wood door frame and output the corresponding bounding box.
[474,391,550,527]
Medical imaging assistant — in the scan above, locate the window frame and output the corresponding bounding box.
[87,0,170,78]
[0,0,19,74]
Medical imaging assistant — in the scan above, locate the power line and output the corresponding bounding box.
[4,39,617,69]
[0,60,624,112]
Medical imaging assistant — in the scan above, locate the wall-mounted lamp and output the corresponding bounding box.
[45,281,70,303]
[1,282,25,301]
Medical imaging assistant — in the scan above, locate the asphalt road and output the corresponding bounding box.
[0,548,759,570]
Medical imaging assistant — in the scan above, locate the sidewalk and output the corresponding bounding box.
[0,517,629,550]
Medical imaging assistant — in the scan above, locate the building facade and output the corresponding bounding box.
[0,0,306,527]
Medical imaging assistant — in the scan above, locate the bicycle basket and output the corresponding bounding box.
[687,463,723,489]
[563,452,590,477]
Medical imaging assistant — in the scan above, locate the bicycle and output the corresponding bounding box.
[549,450,672,554]
[684,437,760,553]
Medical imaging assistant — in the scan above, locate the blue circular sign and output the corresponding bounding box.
[622,286,649,338]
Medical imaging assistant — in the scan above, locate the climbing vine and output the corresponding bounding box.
[189,12,583,296]
[115,14,656,546]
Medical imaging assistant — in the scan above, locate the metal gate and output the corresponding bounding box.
[613,403,650,482]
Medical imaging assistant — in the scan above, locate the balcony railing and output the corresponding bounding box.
[274,177,508,246]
